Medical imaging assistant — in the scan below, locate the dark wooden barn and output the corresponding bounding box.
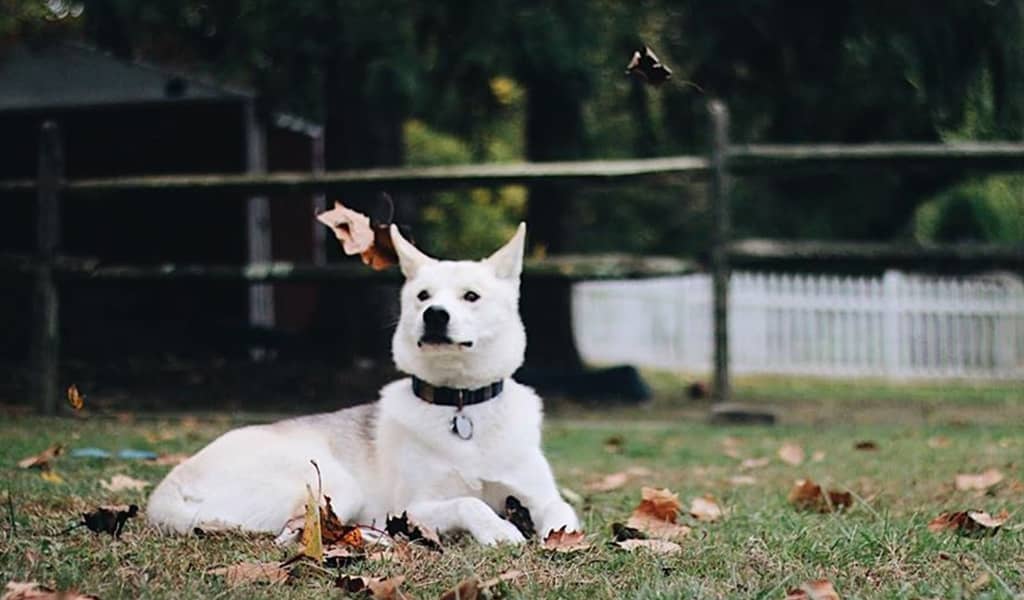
[0,43,326,360]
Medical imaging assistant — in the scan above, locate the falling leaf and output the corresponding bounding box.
[927,436,952,449]
[67,385,84,411]
[504,496,535,539]
[788,480,853,513]
[728,475,757,486]
[152,453,190,466]
[927,510,1009,537]
[626,487,691,541]
[208,562,290,586]
[853,441,878,451]
[614,539,682,554]
[954,469,1004,491]
[585,472,630,493]
[385,512,442,550]
[625,45,673,86]
[784,579,841,600]
[689,495,724,522]
[335,575,406,599]
[542,526,591,553]
[1,581,99,600]
[81,504,138,537]
[39,470,63,484]
[315,199,398,271]
[17,444,63,470]
[100,474,149,492]
[778,442,805,466]
[740,457,770,470]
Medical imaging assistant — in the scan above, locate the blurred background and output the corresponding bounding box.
[1,0,1022,414]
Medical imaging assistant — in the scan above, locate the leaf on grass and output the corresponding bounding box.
[208,562,290,586]
[315,198,398,271]
[927,510,1009,537]
[152,453,190,466]
[585,472,630,493]
[720,436,743,459]
[784,579,841,600]
[787,480,853,513]
[610,522,646,541]
[778,442,805,466]
[335,575,406,599]
[740,457,770,470]
[728,475,757,486]
[811,451,826,462]
[1,581,99,600]
[439,578,480,600]
[927,436,951,449]
[613,539,682,555]
[321,496,364,549]
[385,512,442,551]
[504,496,535,539]
[67,384,84,411]
[853,441,878,451]
[17,444,64,470]
[39,470,63,484]
[301,483,323,561]
[688,495,723,522]
[626,487,691,541]
[542,526,590,553]
[603,435,625,454]
[82,504,139,537]
[954,469,1004,492]
[100,474,150,492]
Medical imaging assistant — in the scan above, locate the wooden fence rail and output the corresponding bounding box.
[5,102,1024,414]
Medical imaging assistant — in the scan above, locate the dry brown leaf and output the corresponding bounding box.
[585,472,630,493]
[603,435,625,454]
[39,470,63,484]
[614,539,682,554]
[787,480,853,513]
[67,384,84,411]
[100,474,150,492]
[927,510,1009,537]
[479,569,524,590]
[728,475,757,486]
[927,436,952,449]
[689,495,724,522]
[785,579,841,600]
[811,450,826,462]
[626,487,691,541]
[385,512,442,550]
[721,436,743,459]
[152,453,190,466]
[542,526,591,553]
[2,581,99,600]
[17,444,63,470]
[853,441,878,451]
[208,562,289,586]
[315,200,398,271]
[969,572,991,592]
[504,495,535,539]
[82,504,139,537]
[741,457,770,470]
[954,469,1004,491]
[321,495,364,548]
[336,575,406,599]
[778,442,805,466]
[440,578,480,600]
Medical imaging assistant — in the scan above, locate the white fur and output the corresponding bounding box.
[146,223,579,544]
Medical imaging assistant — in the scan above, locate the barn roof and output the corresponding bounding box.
[0,42,254,112]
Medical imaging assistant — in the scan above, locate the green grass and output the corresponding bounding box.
[1,375,1023,599]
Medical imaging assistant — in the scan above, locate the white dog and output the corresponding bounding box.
[146,223,579,544]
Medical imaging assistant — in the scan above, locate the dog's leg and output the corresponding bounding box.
[407,497,525,545]
[503,451,580,538]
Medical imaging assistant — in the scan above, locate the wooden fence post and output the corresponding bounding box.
[708,100,732,404]
[33,121,62,415]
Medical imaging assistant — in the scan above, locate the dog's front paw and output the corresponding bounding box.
[473,518,527,546]
[538,501,581,540]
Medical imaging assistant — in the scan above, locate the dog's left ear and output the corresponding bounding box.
[484,222,526,280]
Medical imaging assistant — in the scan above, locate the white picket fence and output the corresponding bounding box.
[572,271,1024,379]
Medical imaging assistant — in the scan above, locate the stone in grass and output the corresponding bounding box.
[709,403,777,425]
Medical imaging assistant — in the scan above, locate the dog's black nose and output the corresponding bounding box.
[423,306,450,329]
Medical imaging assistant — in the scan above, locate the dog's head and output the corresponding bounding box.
[390,223,527,388]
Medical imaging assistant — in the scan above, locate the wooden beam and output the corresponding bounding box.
[729,142,1024,174]
[708,100,732,404]
[32,122,62,415]
[729,239,1024,265]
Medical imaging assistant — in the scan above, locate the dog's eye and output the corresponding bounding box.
[417,290,430,301]
[463,291,480,302]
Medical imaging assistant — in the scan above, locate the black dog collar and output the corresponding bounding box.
[412,377,504,409]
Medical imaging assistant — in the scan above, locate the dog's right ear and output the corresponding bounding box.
[390,225,435,278]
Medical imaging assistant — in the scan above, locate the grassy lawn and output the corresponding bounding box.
[1,375,1022,599]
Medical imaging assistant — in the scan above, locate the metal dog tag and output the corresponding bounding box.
[451,413,473,440]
